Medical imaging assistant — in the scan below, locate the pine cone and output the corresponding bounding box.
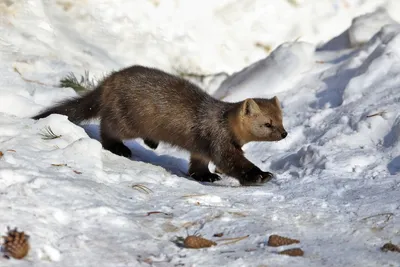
[2,227,30,259]
[183,235,217,249]
[381,243,400,253]
[279,248,304,256]
[267,234,300,247]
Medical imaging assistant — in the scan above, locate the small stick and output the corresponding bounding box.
[51,163,67,167]
[366,111,386,118]
[361,212,394,223]
[146,211,172,217]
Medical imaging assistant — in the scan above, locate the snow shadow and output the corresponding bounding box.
[383,117,400,148]
[317,29,351,52]
[313,67,358,108]
[82,124,189,177]
[387,156,400,175]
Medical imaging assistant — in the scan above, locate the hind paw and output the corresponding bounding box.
[144,139,159,149]
[106,142,132,158]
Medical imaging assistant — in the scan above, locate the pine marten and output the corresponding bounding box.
[33,65,287,186]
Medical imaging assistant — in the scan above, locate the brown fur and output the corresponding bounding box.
[33,65,287,185]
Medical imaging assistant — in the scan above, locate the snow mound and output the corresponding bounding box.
[349,8,397,47]
[214,42,315,101]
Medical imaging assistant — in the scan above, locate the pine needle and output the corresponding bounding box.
[287,0,299,7]
[182,194,208,198]
[218,235,249,245]
[40,126,62,140]
[59,71,96,93]
[131,184,153,194]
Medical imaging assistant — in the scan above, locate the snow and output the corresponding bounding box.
[348,8,397,47]
[1,1,400,266]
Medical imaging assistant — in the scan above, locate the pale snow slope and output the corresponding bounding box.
[1,1,400,267]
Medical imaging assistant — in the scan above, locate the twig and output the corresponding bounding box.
[366,111,386,118]
[361,212,394,223]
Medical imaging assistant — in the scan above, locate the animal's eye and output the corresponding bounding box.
[265,123,272,128]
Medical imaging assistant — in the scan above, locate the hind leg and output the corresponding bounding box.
[144,138,159,149]
[188,154,220,182]
[100,119,132,158]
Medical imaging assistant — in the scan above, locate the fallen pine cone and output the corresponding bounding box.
[184,235,216,249]
[381,243,400,253]
[279,248,304,257]
[268,234,300,247]
[0,151,3,158]
[2,227,30,259]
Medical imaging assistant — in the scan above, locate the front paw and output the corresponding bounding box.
[240,167,273,186]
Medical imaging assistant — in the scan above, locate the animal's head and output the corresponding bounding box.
[236,96,287,143]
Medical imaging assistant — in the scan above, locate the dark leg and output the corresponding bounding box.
[188,154,220,182]
[100,119,132,158]
[144,138,159,149]
[211,146,273,186]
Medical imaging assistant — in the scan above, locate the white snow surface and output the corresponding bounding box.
[1,1,400,267]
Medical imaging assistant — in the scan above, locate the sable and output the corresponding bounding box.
[33,65,287,185]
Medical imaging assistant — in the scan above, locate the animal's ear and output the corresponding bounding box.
[272,96,280,107]
[241,98,261,116]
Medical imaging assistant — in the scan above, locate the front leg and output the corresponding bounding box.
[211,145,273,186]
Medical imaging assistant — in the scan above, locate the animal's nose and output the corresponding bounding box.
[281,131,287,138]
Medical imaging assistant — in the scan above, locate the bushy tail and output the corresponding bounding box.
[32,87,102,123]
